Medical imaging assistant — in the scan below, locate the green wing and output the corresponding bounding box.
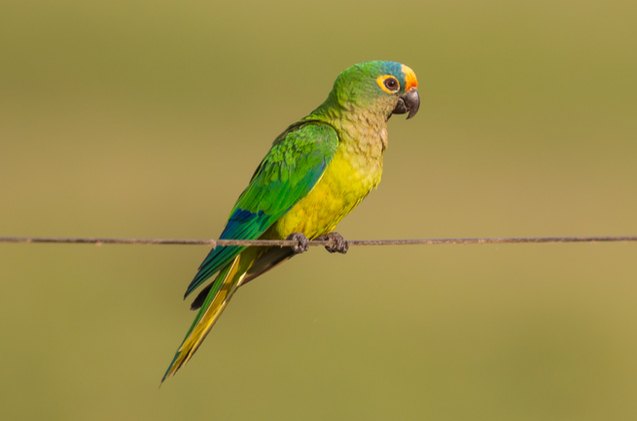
[184,121,339,297]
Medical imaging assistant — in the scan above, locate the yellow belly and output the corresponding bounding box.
[267,147,382,239]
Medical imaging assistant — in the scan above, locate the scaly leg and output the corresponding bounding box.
[317,232,349,254]
[286,232,310,254]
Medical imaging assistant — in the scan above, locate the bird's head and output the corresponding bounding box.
[329,61,420,120]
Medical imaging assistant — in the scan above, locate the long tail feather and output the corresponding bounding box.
[162,249,257,382]
[190,247,292,310]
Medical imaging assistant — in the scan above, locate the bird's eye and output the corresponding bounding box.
[377,75,400,94]
[384,77,398,91]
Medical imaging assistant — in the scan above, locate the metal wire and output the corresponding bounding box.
[1,235,636,247]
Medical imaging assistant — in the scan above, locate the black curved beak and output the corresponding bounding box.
[392,88,420,119]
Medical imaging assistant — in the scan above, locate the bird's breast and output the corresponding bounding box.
[269,139,384,239]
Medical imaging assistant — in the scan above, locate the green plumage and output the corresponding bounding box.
[184,121,339,297]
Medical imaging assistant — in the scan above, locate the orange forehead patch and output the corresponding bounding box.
[402,64,418,91]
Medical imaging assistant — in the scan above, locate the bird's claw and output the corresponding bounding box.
[287,232,310,254]
[318,232,349,254]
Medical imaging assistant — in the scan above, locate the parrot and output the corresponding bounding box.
[162,60,420,381]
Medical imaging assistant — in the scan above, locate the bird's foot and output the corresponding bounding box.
[317,232,349,254]
[287,232,310,254]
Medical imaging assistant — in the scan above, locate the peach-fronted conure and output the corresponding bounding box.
[162,61,420,381]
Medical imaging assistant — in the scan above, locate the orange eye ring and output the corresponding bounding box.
[377,75,400,94]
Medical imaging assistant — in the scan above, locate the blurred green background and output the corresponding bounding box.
[1,0,636,419]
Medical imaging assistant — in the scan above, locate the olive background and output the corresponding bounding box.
[1,0,636,419]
